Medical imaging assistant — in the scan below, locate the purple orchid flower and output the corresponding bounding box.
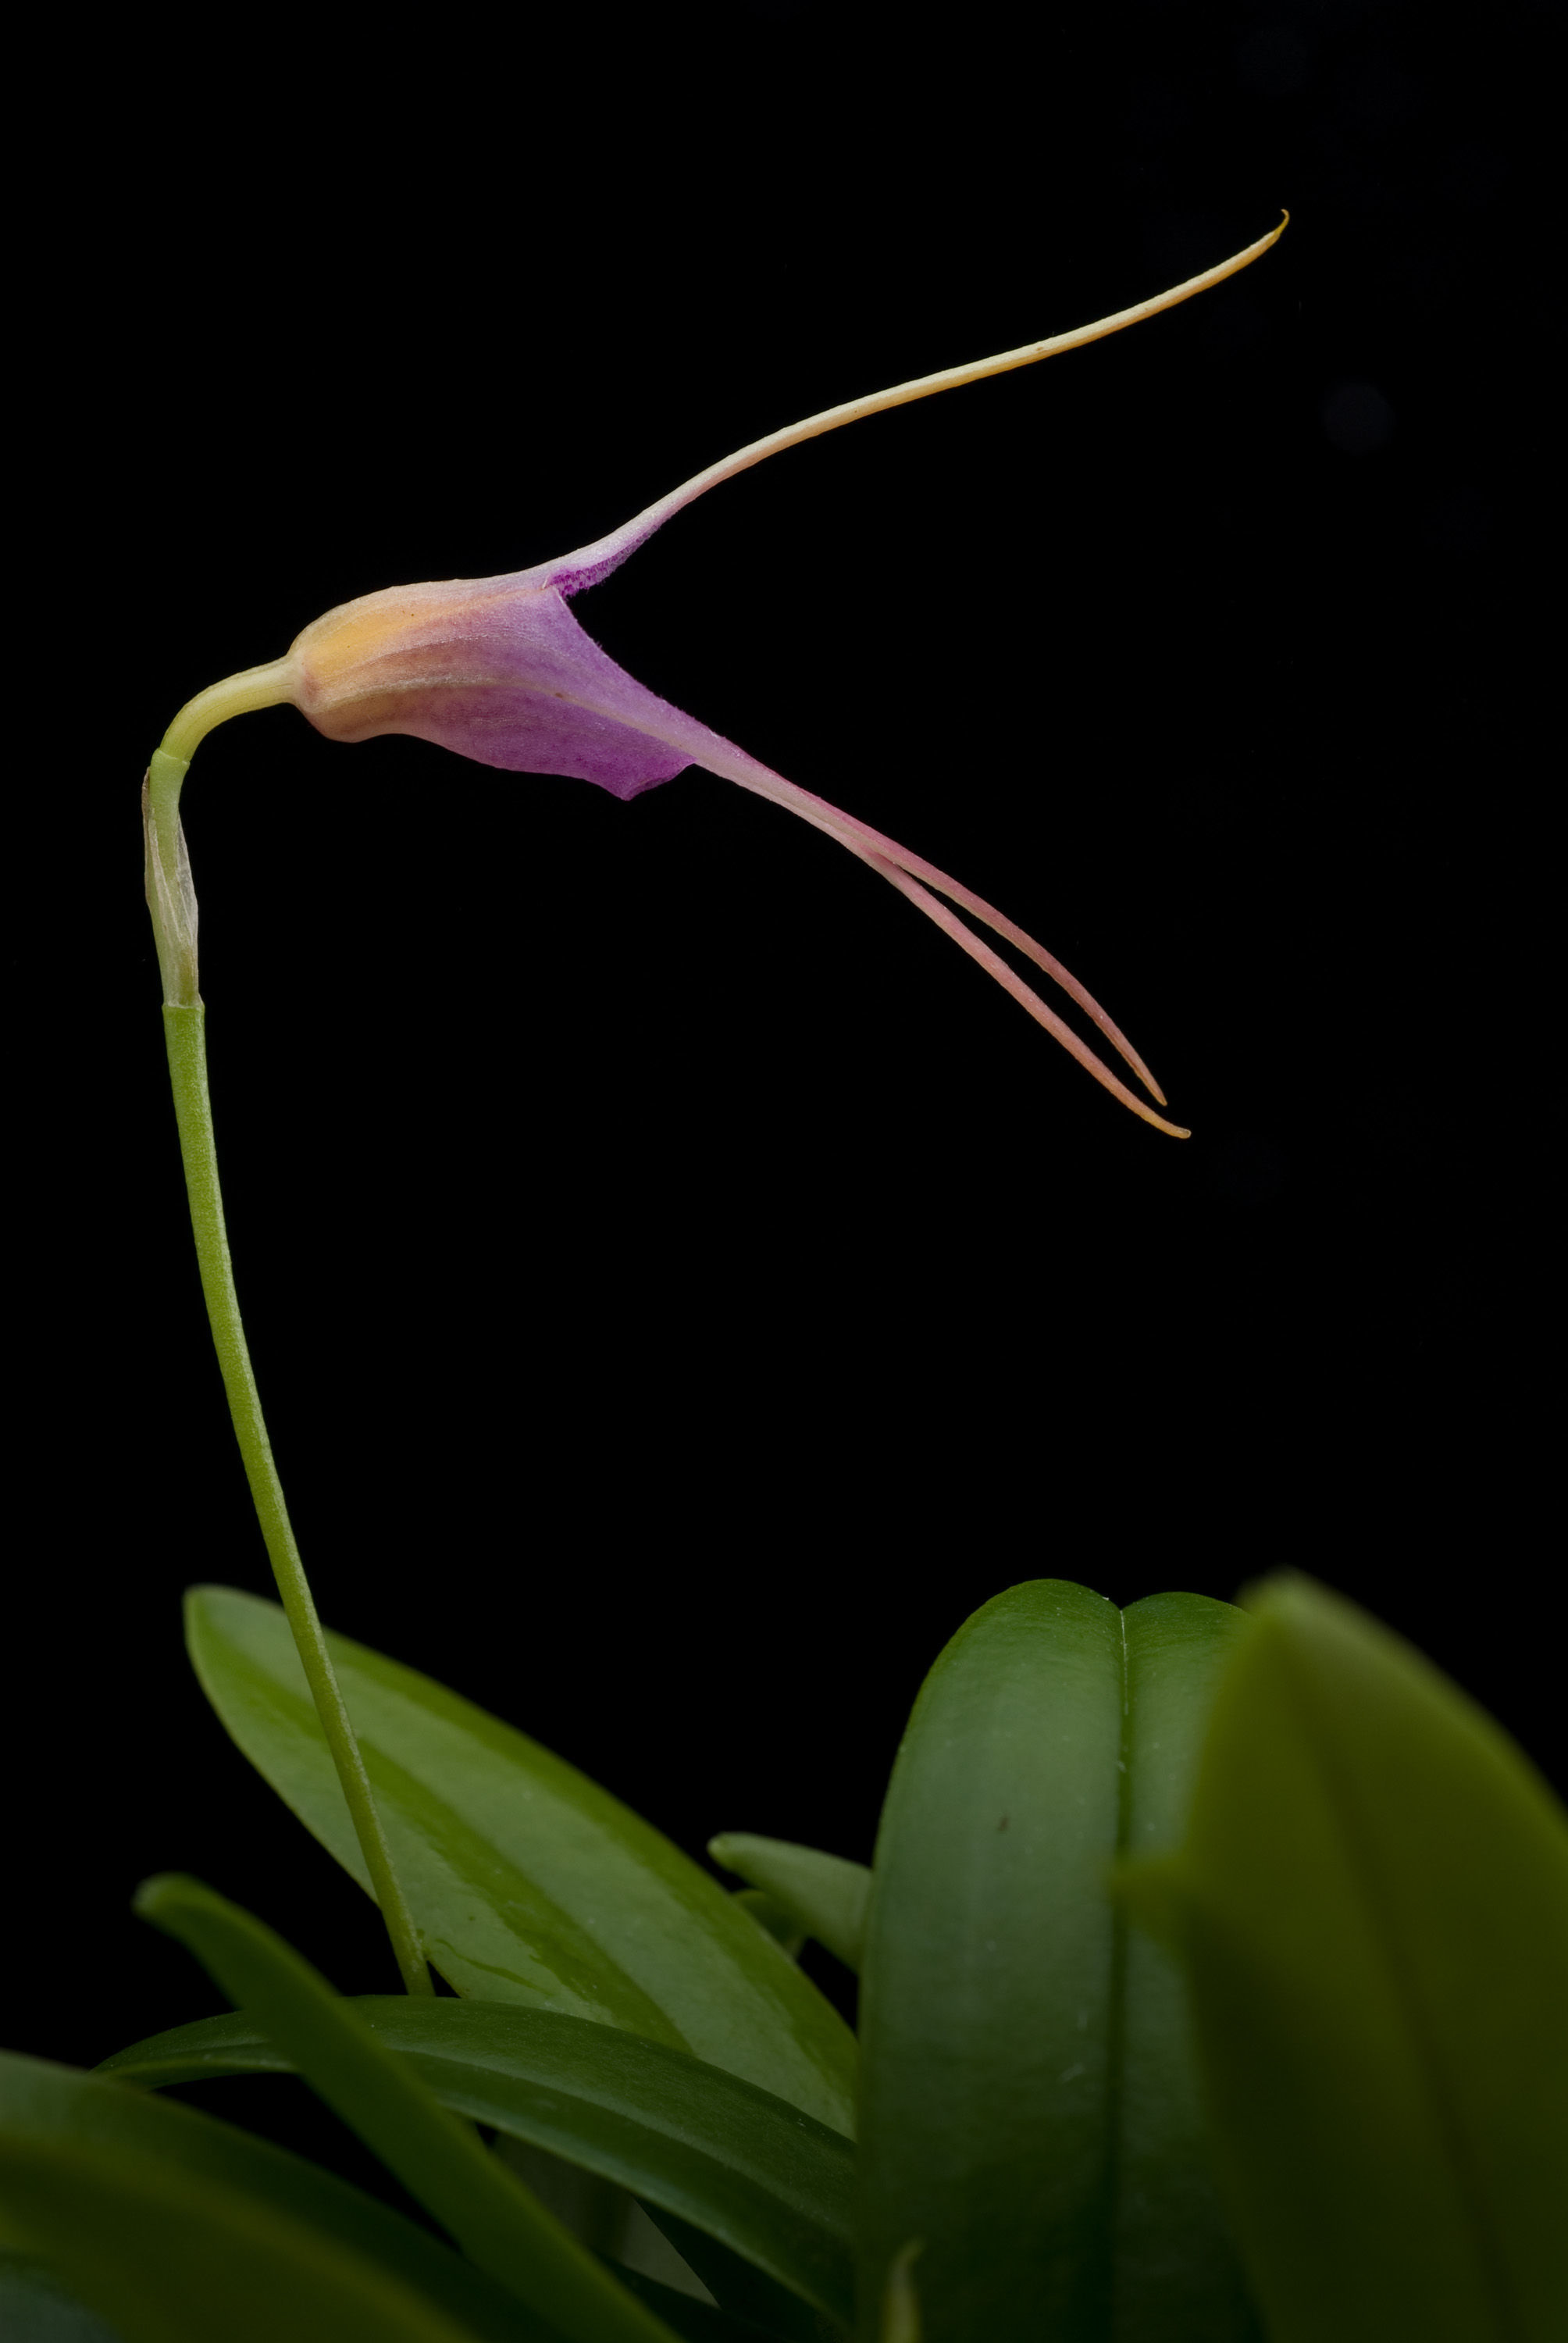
[159,221,1285,1132]
[137,219,1285,2010]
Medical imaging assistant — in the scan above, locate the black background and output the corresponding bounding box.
[14,0,1552,2195]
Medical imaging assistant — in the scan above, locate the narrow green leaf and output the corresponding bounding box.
[0,2049,555,2343]
[857,1581,1261,2342]
[709,1842,870,1973]
[135,1875,679,2343]
[1122,1573,1568,2343]
[186,1585,854,2136]
[102,1997,853,2331]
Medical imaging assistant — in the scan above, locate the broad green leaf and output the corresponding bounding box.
[186,1586,853,2136]
[0,2049,555,2343]
[102,1996,853,2331]
[857,1582,1262,2343]
[709,1842,869,1973]
[0,2252,127,2341]
[1119,1573,1568,2343]
[135,1874,679,2343]
[1110,1593,1266,2342]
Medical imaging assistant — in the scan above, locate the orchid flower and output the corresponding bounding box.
[141,220,1284,2002]
[148,218,1284,1139]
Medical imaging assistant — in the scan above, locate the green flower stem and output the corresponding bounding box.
[159,1002,433,2000]
[160,658,296,765]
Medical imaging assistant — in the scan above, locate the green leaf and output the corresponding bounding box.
[1120,1573,1568,2343]
[878,2243,922,2343]
[708,1843,869,1973]
[135,1874,679,2343]
[0,2253,128,2341]
[605,2259,782,2341]
[732,1892,806,1962]
[102,1997,853,2333]
[185,1586,854,2137]
[0,2049,557,2343]
[485,2145,715,2315]
[857,1582,1262,2342]
[638,2210,836,2343]
[1110,1592,1267,2343]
